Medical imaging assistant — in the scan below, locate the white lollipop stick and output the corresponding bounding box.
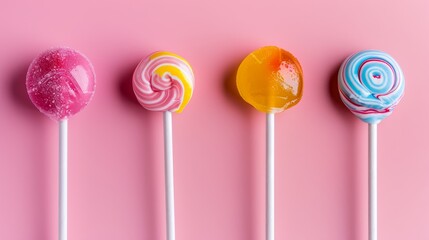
[59,119,68,240]
[266,113,275,240]
[369,123,377,240]
[164,111,176,240]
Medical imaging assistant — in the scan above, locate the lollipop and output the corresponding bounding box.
[237,46,303,113]
[338,50,404,240]
[338,50,404,124]
[133,51,194,240]
[26,47,96,240]
[236,46,303,240]
[27,48,95,120]
[133,51,194,113]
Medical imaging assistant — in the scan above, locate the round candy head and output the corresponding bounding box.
[338,50,405,124]
[236,46,303,113]
[133,51,195,113]
[26,48,96,121]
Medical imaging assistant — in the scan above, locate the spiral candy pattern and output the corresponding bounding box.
[133,52,194,112]
[338,50,404,124]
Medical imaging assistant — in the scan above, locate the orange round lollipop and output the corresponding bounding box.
[237,46,303,113]
[236,46,303,240]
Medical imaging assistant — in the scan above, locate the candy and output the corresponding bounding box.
[26,48,96,121]
[236,46,303,113]
[338,50,405,124]
[133,51,194,113]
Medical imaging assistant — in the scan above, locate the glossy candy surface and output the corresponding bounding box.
[133,51,194,113]
[236,46,303,113]
[26,48,96,120]
[338,50,405,124]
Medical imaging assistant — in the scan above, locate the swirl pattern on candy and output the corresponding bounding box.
[236,46,303,113]
[26,48,96,120]
[338,50,405,123]
[133,52,194,113]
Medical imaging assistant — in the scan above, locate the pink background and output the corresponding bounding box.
[0,0,428,239]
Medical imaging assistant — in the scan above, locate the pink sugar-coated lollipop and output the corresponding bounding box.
[26,47,95,240]
[26,47,96,121]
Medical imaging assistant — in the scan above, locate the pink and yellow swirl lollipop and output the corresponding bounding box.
[132,51,194,240]
[132,51,194,112]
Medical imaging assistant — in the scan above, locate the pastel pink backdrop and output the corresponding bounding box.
[0,0,428,239]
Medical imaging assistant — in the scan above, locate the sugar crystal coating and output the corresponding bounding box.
[26,48,96,120]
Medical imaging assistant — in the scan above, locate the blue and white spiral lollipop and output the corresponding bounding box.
[338,50,405,123]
